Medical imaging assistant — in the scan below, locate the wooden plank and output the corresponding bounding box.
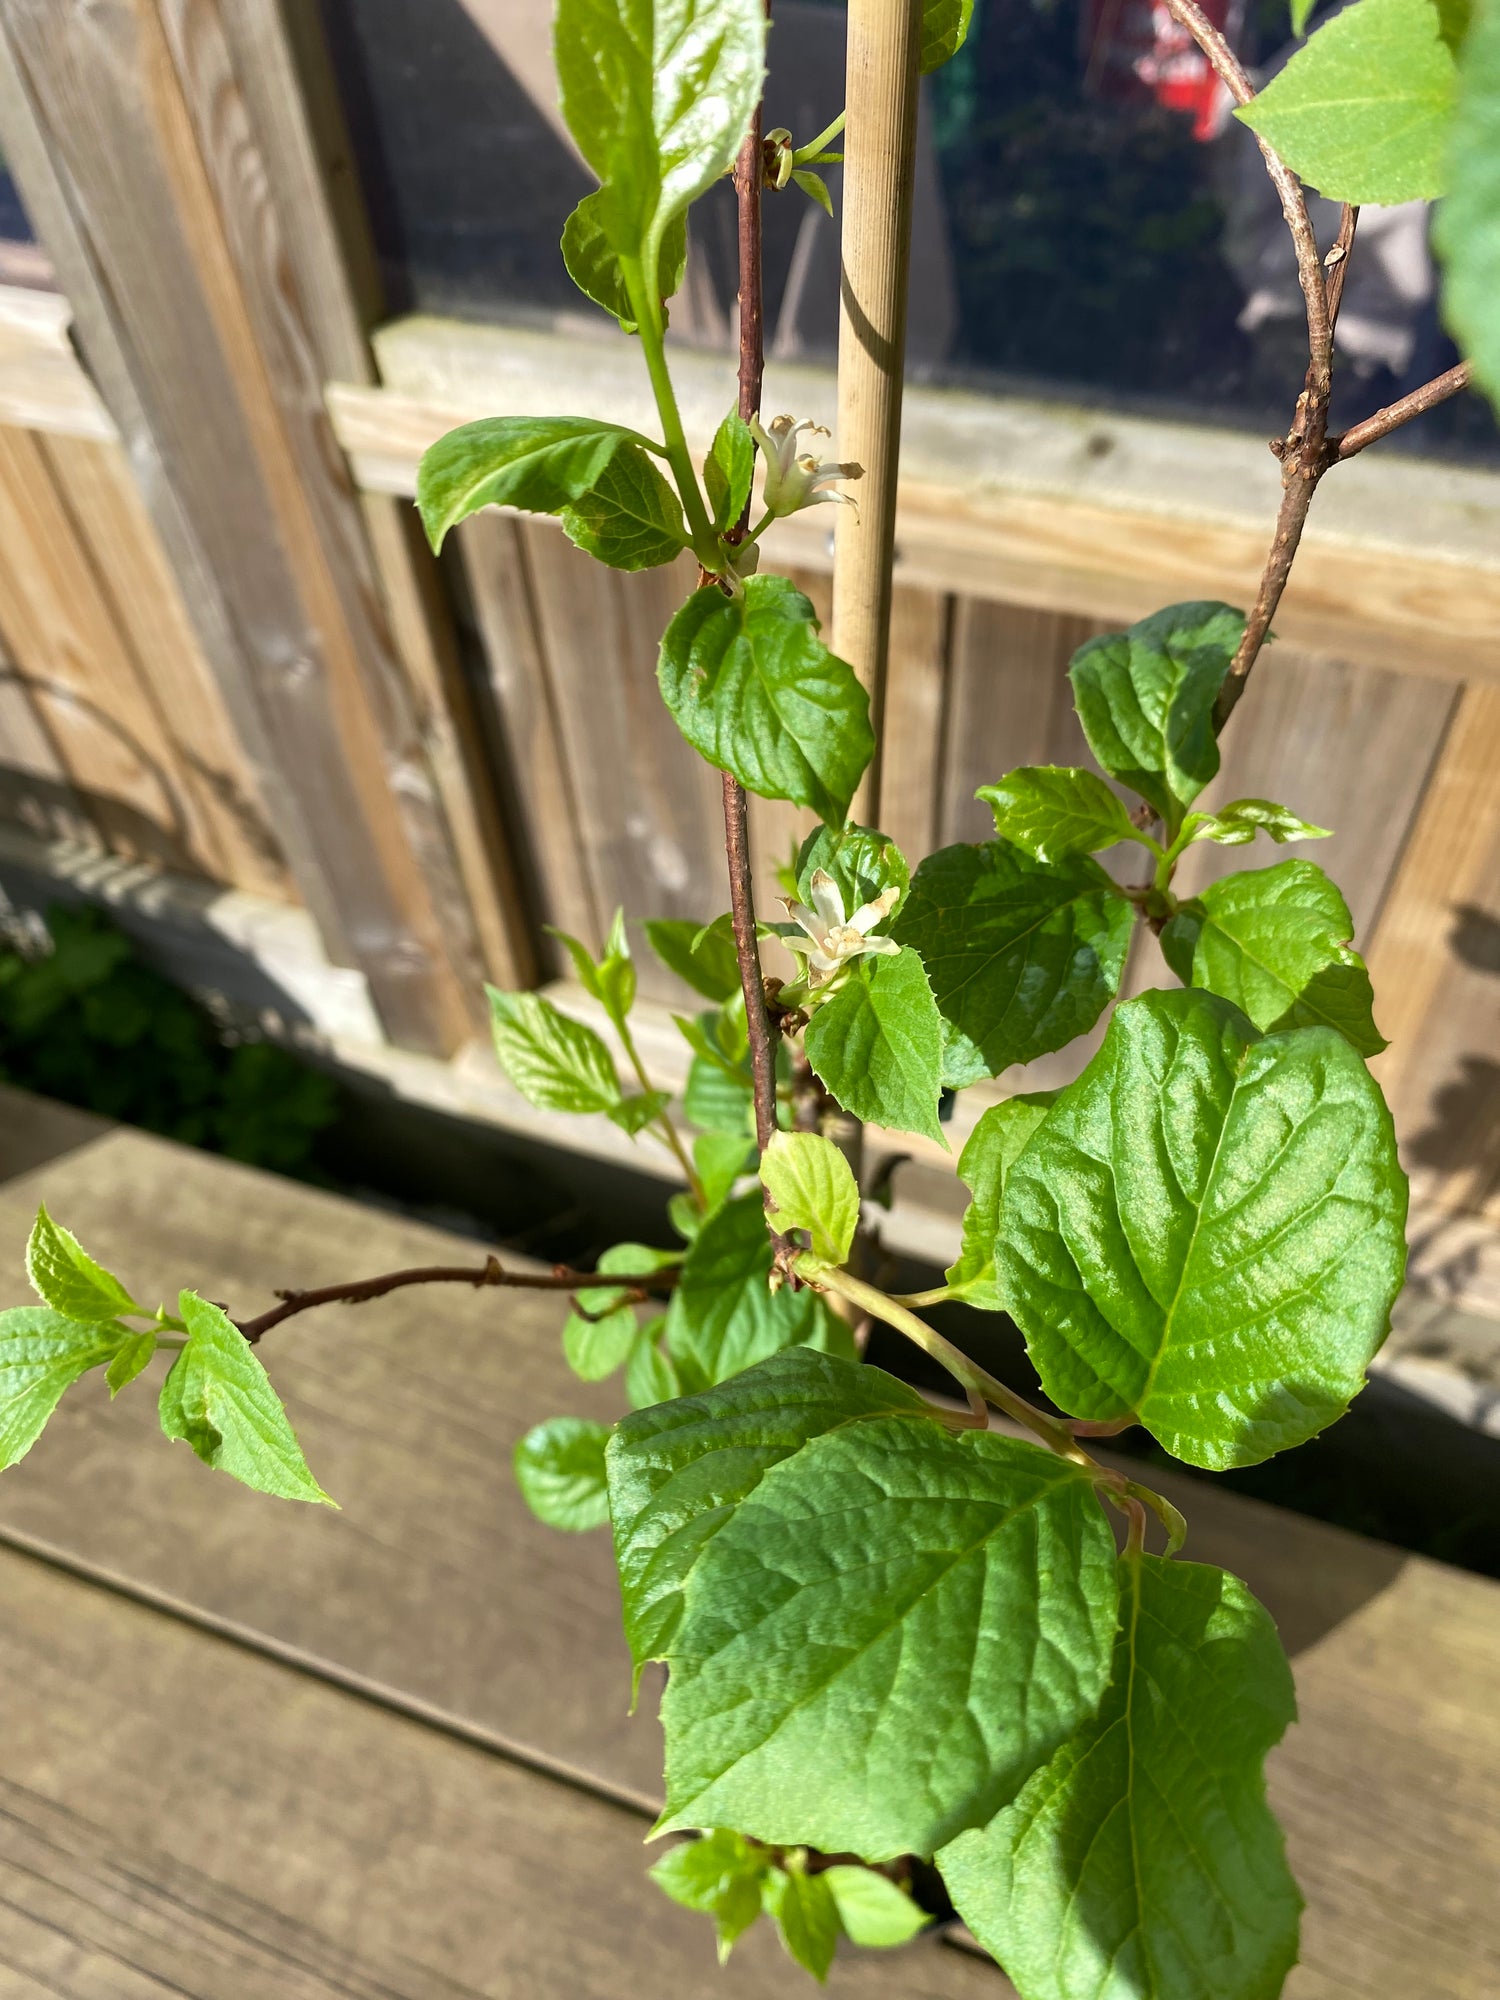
[0,619,97,847]
[0,2,475,1053]
[0,1109,1496,1998]
[0,1549,999,2000]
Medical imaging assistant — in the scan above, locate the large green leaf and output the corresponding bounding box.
[999,989,1408,1469]
[802,949,945,1143]
[607,1347,934,1669]
[514,1415,612,1531]
[1068,603,1243,835]
[940,1554,1301,2000]
[1437,0,1500,411]
[26,1204,137,1322]
[1161,860,1386,1056]
[555,0,765,268]
[646,917,742,1001]
[416,416,662,552]
[664,1192,852,1391]
[921,0,977,73]
[487,987,622,1114]
[561,189,688,329]
[656,1423,1120,1858]
[978,766,1141,863]
[658,575,874,826]
[946,1094,1058,1309]
[892,842,1134,1087]
[1239,0,1458,204]
[0,1307,127,1469]
[159,1293,333,1505]
[561,444,688,570]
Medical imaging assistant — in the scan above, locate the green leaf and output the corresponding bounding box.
[694,1129,755,1213]
[1068,603,1244,835]
[1186,798,1332,847]
[684,1050,755,1134]
[1437,0,1500,411]
[626,1319,683,1410]
[26,1205,137,1322]
[759,1131,860,1268]
[998,988,1409,1470]
[795,823,909,921]
[789,168,834,216]
[646,916,742,1001]
[105,1330,156,1397]
[563,1303,638,1381]
[1238,0,1458,203]
[820,1867,928,1949]
[803,951,945,1143]
[513,1415,612,1532]
[607,1347,934,1669]
[665,1193,851,1390]
[766,1866,841,1982]
[561,444,689,571]
[487,987,622,1114]
[892,842,1134,1088]
[1292,0,1316,34]
[607,1090,672,1138]
[1161,860,1387,1056]
[939,1555,1301,2000]
[946,1094,1058,1309]
[0,1307,126,1468]
[978,766,1142,863]
[555,0,766,266]
[658,575,874,826]
[921,0,977,72]
[416,415,662,552]
[561,188,687,329]
[705,408,757,532]
[159,1293,333,1505]
[656,1424,1120,1858]
[650,1829,768,1963]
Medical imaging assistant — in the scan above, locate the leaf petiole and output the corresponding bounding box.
[618,250,720,569]
[794,110,846,164]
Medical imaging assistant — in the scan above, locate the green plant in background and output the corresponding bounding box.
[4,0,1495,1990]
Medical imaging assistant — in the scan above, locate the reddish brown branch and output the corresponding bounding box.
[236,1256,678,1344]
[1332,361,1474,461]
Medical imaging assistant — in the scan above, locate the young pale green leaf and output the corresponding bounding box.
[106,1329,156,1397]
[27,1205,137,1322]
[658,575,874,827]
[759,1131,860,1268]
[563,1303,639,1381]
[999,989,1408,1470]
[1291,0,1316,33]
[665,1193,851,1391]
[694,1129,755,1213]
[513,1415,612,1532]
[606,1089,672,1138]
[416,416,661,552]
[1068,602,1244,834]
[1239,0,1457,203]
[766,1866,841,1982]
[159,1293,333,1505]
[626,1319,683,1410]
[921,0,977,72]
[650,1829,768,1964]
[790,168,834,216]
[705,408,757,531]
[646,917,742,1001]
[803,949,946,1144]
[939,1555,1301,2000]
[656,1422,1120,1858]
[892,842,1134,1088]
[487,987,622,1114]
[561,188,688,329]
[946,1094,1058,1309]
[978,767,1142,863]
[821,1867,928,1949]
[561,443,689,570]
[1436,0,1500,411]
[607,1347,934,1669]
[0,1307,127,1468]
[1161,860,1386,1056]
[1187,797,1332,847]
[795,822,910,921]
[555,0,766,266]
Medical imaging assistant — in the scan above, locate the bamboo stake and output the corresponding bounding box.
[831,0,924,825]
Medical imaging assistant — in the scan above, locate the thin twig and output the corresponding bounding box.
[236,1257,679,1344]
[1332,361,1474,460]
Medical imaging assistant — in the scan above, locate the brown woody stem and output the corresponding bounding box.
[1332,361,1474,461]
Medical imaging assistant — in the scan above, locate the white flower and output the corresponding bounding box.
[749,414,862,518]
[780,869,900,988]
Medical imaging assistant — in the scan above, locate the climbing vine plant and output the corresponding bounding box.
[4,0,1497,1989]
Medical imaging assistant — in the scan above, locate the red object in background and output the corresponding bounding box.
[1082,0,1244,140]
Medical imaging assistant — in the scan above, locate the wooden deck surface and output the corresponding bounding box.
[0,1085,1495,1997]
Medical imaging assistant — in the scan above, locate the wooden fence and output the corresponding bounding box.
[0,0,1495,1265]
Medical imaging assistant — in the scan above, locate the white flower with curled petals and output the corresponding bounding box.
[780,869,901,988]
[749,414,862,518]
